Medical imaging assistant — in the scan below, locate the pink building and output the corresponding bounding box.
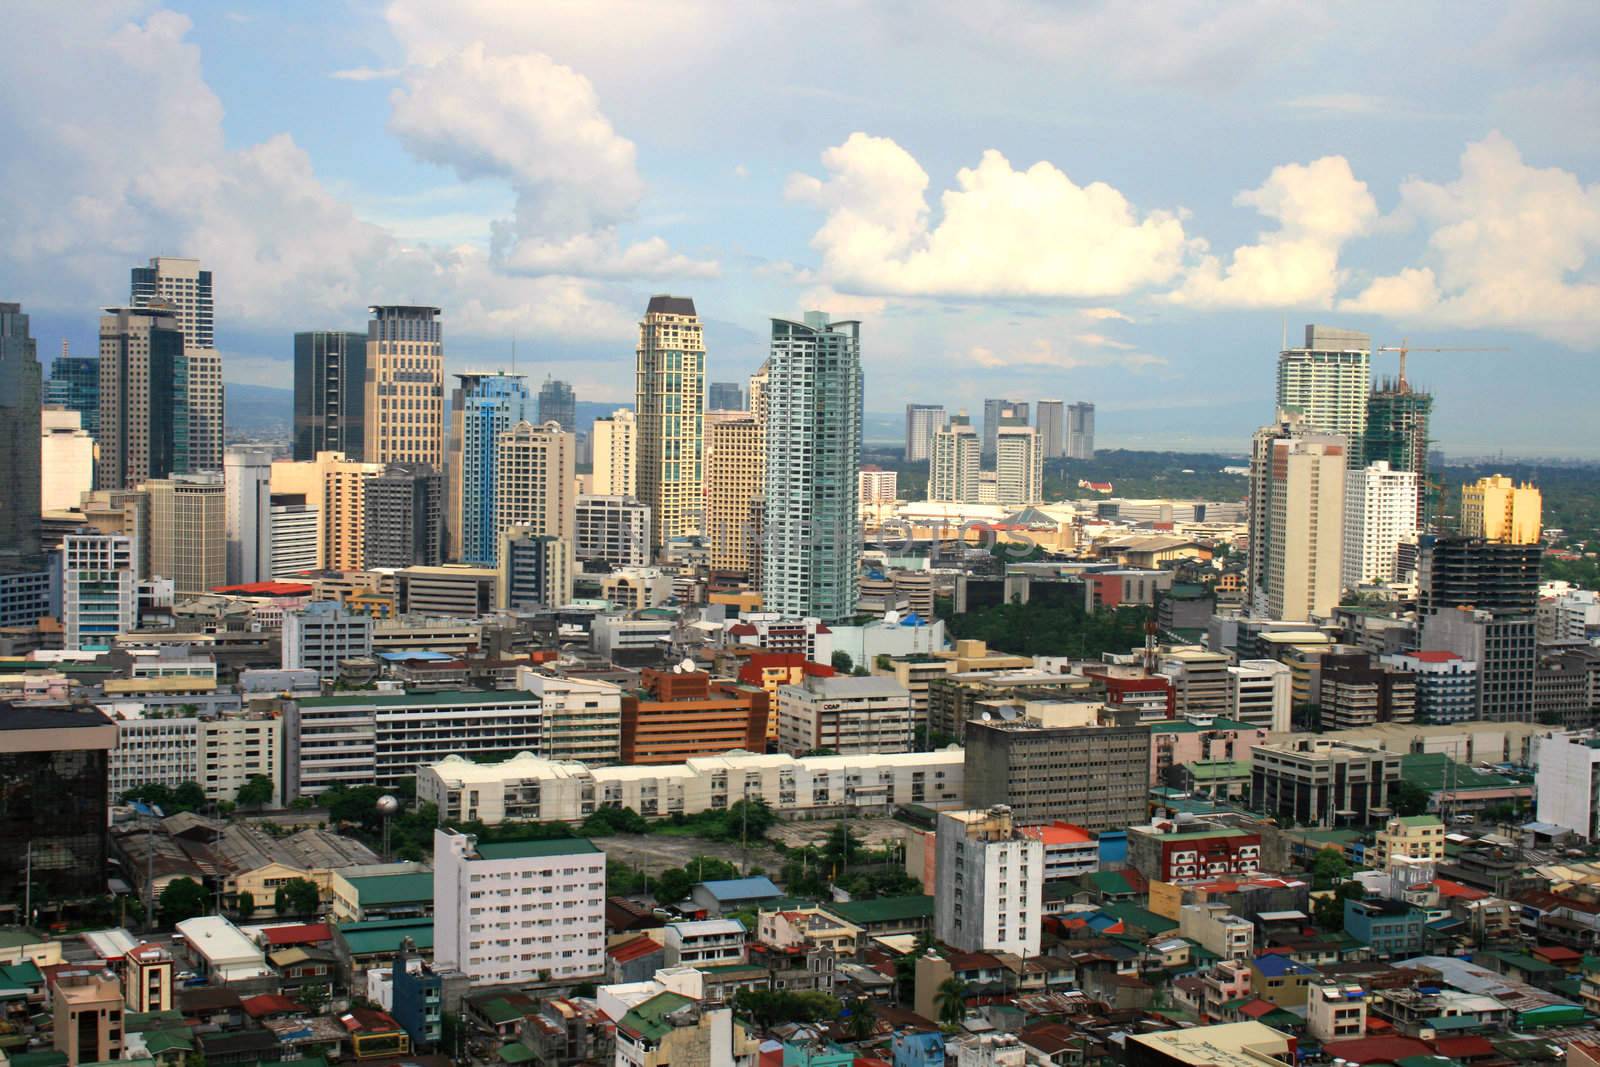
[1149,719,1269,786]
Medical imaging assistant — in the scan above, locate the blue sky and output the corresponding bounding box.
[4,2,1599,456]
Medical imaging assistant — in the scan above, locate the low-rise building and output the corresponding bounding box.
[662,920,746,968]
[620,670,767,765]
[775,674,913,756]
[1372,815,1445,868]
[1250,738,1402,829]
[1017,822,1098,884]
[1178,904,1253,962]
[1306,981,1368,1043]
[1343,898,1423,959]
[1128,827,1262,884]
[52,970,124,1066]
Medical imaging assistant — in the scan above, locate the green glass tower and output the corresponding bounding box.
[1365,381,1433,529]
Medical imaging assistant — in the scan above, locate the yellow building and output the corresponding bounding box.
[705,417,765,577]
[53,973,123,1066]
[271,451,385,571]
[1461,474,1541,545]
[1373,815,1446,867]
[756,907,861,956]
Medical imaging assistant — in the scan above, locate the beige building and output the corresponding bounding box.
[363,305,444,469]
[200,714,285,806]
[592,408,638,497]
[635,295,705,552]
[1461,474,1542,545]
[705,416,765,576]
[1373,814,1446,868]
[123,942,175,1014]
[756,907,860,956]
[53,972,123,1066]
[494,420,576,564]
[41,406,96,512]
[147,472,225,595]
[271,451,384,571]
[930,417,980,503]
[97,305,184,491]
[1267,434,1347,621]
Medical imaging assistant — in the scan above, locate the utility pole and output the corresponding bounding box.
[23,844,31,927]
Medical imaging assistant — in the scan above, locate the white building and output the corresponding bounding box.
[1341,461,1418,591]
[516,670,623,765]
[419,748,966,826]
[41,406,94,513]
[592,615,676,660]
[433,828,606,984]
[1276,325,1370,457]
[930,419,980,504]
[1381,651,1478,725]
[775,674,913,755]
[859,468,898,506]
[62,532,137,651]
[1534,730,1600,840]
[282,600,373,680]
[905,404,945,464]
[224,445,274,586]
[662,919,746,967]
[173,916,272,983]
[934,806,1043,957]
[592,408,638,499]
[199,714,285,805]
[994,425,1043,506]
[269,497,319,578]
[1227,660,1292,732]
[576,495,652,568]
[723,615,833,665]
[105,703,199,799]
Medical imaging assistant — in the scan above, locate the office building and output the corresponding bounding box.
[283,600,374,681]
[963,718,1151,831]
[1066,401,1095,460]
[517,672,623,765]
[1318,651,1417,730]
[97,306,188,490]
[934,806,1044,957]
[1364,383,1432,528]
[576,495,651,568]
[148,472,226,595]
[930,415,980,503]
[448,370,528,565]
[395,565,497,615]
[434,829,605,984]
[859,466,897,505]
[364,464,443,568]
[41,407,96,513]
[776,674,913,756]
[1418,536,1541,616]
[995,424,1044,505]
[0,303,44,616]
[364,305,444,468]
[705,416,765,576]
[293,330,368,461]
[1276,324,1370,465]
[635,295,705,551]
[905,404,945,463]
[1535,731,1600,841]
[982,398,1028,458]
[1161,648,1231,718]
[131,257,222,472]
[1250,738,1402,828]
[709,381,745,411]
[1227,660,1292,732]
[224,445,274,585]
[498,529,572,610]
[1033,399,1065,459]
[1342,461,1418,590]
[1381,651,1477,725]
[270,493,320,579]
[0,704,116,903]
[536,376,576,431]
[591,408,638,498]
[1265,435,1347,621]
[46,346,100,439]
[494,420,575,568]
[763,311,862,623]
[1461,474,1542,545]
[62,532,137,651]
[620,670,768,765]
[1420,607,1535,723]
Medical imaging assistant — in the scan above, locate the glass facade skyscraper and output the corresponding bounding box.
[450,372,528,565]
[0,303,42,576]
[45,351,101,440]
[293,330,369,461]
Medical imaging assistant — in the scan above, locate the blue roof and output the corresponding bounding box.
[377,650,455,662]
[1253,954,1317,978]
[900,612,925,626]
[699,876,782,902]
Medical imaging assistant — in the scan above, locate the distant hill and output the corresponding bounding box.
[225,383,292,439]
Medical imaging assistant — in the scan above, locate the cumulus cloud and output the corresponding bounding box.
[1339,133,1600,347]
[1169,156,1377,308]
[329,66,401,81]
[788,133,1190,300]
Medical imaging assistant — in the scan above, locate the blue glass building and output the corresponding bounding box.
[451,371,528,565]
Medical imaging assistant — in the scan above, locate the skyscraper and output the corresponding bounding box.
[1066,402,1096,460]
[982,398,1028,458]
[995,425,1044,506]
[493,420,576,567]
[45,343,100,440]
[706,416,765,577]
[930,415,980,503]
[709,382,745,411]
[748,360,770,427]
[635,296,705,552]
[147,472,226,596]
[293,331,368,461]
[1364,381,1432,528]
[763,311,862,623]
[1418,536,1541,723]
[904,404,945,463]
[1277,325,1370,467]
[364,305,444,468]
[364,464,443,568]
[1341,461,1418,591]
[131,257,221,473]
[97,306,188,490]
[0,303,46,627]
[1265,435,1347,622]
[1035,400,1065,459]
[1461,474,1542,545]
[223,445,274,586]
[537,376,576,431]
[448,371,528,565]
[591,408,637,497]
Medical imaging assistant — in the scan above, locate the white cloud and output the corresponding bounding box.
[1080,307,1133,323]
[788,133,1190,300]
[1169,156,1377,308]
[329,66,401,81]
[963,338,1166,371]
[1340,133,1600,347]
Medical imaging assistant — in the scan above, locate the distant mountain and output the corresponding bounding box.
[225,383,292,439]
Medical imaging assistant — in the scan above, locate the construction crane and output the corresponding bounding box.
[1376,338,1508,392]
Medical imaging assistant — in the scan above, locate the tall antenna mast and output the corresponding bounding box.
[511,330,517,374]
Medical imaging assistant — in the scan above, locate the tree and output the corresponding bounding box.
[235,775,274,811]
[733,989,841,1028]
[821,824,863,874]
[582,806,650,836]
[843,998,877,1041]
[297,982,330,1013]
[274,878,321,917]
[831,651,854,673]
[725,798,778,841]
[172,781,207,813]
[1309,848,1351,890]
[935,977,969,1028]
[653,868,694,906]
[236,890,256,918]
[1390,780,1432,818]
[159,878,210,926]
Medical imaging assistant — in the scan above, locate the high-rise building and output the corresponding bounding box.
[635,296,705,552]
[62,532,136,651]
[223,445,274,585]
[293,331,369,461]
[859,466,897,505]
[364,305,444,469]
[995,424,1044,505]
[45,345,100,440]
[131,257,222,472]
[0,303,43,592]
[0,705,116,905]
[1276,325,1370,466]
[591,408,637,497]
[494,421,575,568]
[934,806,1044,957]
[269,494,319,580]
[1035,399,1065,459]
[147,472,226,595]
[575,495,651,568]
[904,404,945,463]
[498,529,572,610]
[364,464,443,569]
[963,719,1151,832]
[748,360,770,427]
[1363,382,1432,529]
[1341,461,1418,591]
[763,312,862,623]
[1246,411,1301,612]
[97,306,188,490]
[982,398,1028,458]
[1067,402,1096,460]
[709,381,745,411]
[537,376,576,431]
[1417,535,1541,723]
[271,450,384,571]
[282,601,373,681]
[1265,435,1347,622]
[448,371,528,565]
[930,415,980,503]
[705,416,765,577]
[41,407,96,513]
[1461,474,1542,545]
[1418,536,1542,616]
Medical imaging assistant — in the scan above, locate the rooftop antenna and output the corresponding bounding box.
[511,330,517,375]
[1281,316,1288,352]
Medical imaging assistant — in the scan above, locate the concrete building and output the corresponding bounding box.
[97,305,188,490]
[1380,650,1478,725]
[434,829,605,984]
[859,466,898,506]
[705,416,764,577]
[130,257,222,474]
[293,330,369,462]
[105,703,200,800]
[41,406,95,513]
[1129,827,1261,883]
[364,464,443,568]
[199,714,285,806]
[1365,383,1432,528]
[982,399,1028,459]
[994,425,1044,506]
[270,450,385,571]
[621,670,767,765]
[576,495,652,569]
[1342,461,1418,590]
[1161,649,1232,719]
[1179,903,1254,962]
[537,376,576,431]
[364,305,443,469]
[1306,982,1368,1044]
[1372,815,1445,867]
[282,600,373,681]
[147,472,226,595]
[1227,660,1292,732]
[498,529,572,610]
[124,942,175,1014]
[62,532,137,651]
[1420,608,1535,723]
[224,445,274,585]
[518,671,623,765]
[1318,651,1416,731]
[396,564,497,615]
[448,371,528,565]
[614,992,758,1067]
[905,404,945,463]
[1419,536,1541,616]
[763,312,862,624]
[1066,402,1095,460]
[1035,400,1065,459]
[1017,822,1099,883]
[52,971,123,1066]
[635,296,704,552]
[1127,1022,1292,1067]
[775,674,913,756]
[1266,435,1347,621]
[592,408,638,498]
[1534,730,1600,840]
[934,806,1044,957]
[1461,474,1542,545]
[1276,324,1370,465]
[1250,737,1402,828]
[494,420,575,567]
[962,718,1151,831]
[663,919,746,967]
[930,416,980,504]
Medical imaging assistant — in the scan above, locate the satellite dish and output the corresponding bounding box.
[376,795,401,815]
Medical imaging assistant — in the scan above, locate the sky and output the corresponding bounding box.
[3,1,1599,457]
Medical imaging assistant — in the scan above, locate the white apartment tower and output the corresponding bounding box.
[995,425,1044,505]
[364,306,444,469]
[1266,435,1348,622]
[131,257,223,473]
[1276,325,1370,467]
[934,806,1044,957]
[905,404,946,463]
[282,600,374,680]
[635,296,705,552]
[62,532,137,651]
[1035,400,1065,459]
[1227,660,1292,732]
[1342,461,1419,591]
[493,420,576,566]
[591,408,638,497]
[224,445,274,586]
[930,417,980,503]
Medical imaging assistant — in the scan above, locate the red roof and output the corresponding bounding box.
[1430,878,1487,901]
[1020,823,1093,845]
[608,936,662,964]
[210,581,315,597]
[1532,944,1581,962]
[263,923,333,946]
[1409,650,1462,663]
[1234,998,1277,1019]
[242,993,301,1018]
[1323,1036,1433,1063]
[341,1007,403,1033]
[728,623,758,636]
[1433,1037,1495,1059]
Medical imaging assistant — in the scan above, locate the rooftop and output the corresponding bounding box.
[698,876,782,901]
[821,896,934,925]
[341,872,435,906]
[474,838,601,861]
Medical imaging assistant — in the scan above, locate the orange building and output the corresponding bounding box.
[736,653,834,743]
[620,670,768,764]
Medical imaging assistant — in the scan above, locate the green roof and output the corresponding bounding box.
[140,1030,196,1055]
[5,1053,69,1067]
[820,895,933,925]
[1395,815,1444,827]
[499,1044,538,1064]
[0,928,43,949]
[619,991,695,1043]
[337,917,434,955]
[1145,827,1253,842]
[1100,902,1179,934]
[344,872,434,906]
[1477,949,1559,973]
[1181,760,1251,780]
[1400,752,1520,793]
[296,689,541,709]
[475,837,600,860]
[1083,870,1140,895]
[0,961,42,987]
[478,998,527,1026]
